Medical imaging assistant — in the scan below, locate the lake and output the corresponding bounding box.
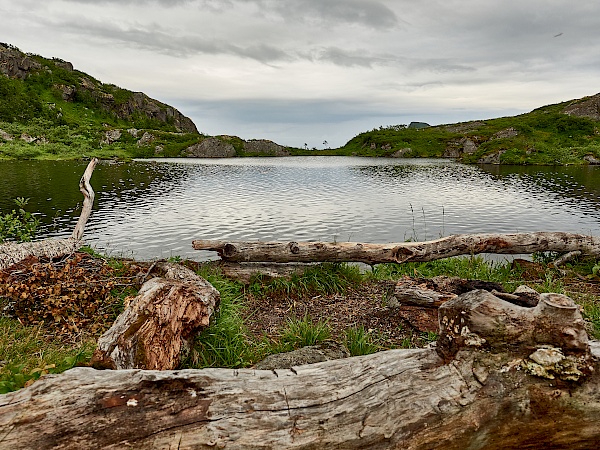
[1,157,599,261]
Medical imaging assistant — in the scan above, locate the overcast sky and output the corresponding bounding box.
[1,0,598,148]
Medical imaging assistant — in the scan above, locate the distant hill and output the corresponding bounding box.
[302,94,600,165]
[0,43,290,159]
[2,43,599,164]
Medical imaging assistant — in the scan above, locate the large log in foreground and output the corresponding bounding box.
[193,232,600,264]
[2,290,599,449]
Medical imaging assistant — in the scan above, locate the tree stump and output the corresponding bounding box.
[91,263,220,370]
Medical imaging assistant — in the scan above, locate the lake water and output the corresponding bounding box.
[1,157,599,261]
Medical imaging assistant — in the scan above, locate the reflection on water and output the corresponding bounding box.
[1,157,599,261]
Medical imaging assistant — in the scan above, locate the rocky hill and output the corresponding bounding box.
[0,43,197,134]
[0,43,291,160]
[308,93,600,165]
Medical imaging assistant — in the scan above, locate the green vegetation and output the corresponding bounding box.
[0,197,39,243]
[0,44,202,160]
[0,318,93,394]
[294,98,600,165]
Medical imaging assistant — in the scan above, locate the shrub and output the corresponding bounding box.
[0,197,40,243]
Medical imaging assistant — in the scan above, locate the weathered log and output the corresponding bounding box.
[389,276,505,308]
[2,291,600,449]
[192,232,600,264]
[71,157,98,240]
[215,262,309,283]
[91,262,220,370]
[0,237,80,270]
[0,158,98,270]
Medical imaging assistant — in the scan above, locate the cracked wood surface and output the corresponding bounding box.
[91,263,220,370]
[192,232,600,264]
[1,343,600,449]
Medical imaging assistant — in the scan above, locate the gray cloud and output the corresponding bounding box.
[49,16,292,63]
[64,0,398,29]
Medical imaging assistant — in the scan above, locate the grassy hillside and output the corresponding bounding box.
[297,96,600,165]
[0,43,203,160]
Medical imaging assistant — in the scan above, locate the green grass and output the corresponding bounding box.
[344,326,381,356]
[0,316,94,393]
[279,315,331,350]
[248,262,363,298]
[369,256,522,291]
[3,254,600,392]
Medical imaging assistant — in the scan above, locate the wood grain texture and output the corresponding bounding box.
[192,232,600,264]
[91,263,220,370]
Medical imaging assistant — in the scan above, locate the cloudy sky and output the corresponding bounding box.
[1,0,598,148]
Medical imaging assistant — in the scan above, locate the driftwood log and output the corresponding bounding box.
[0,158,98,270]
[2,290,599,449]
[91,262,220,370]
[192,232,600,264]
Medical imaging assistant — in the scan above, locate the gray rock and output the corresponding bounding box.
[478,150,505,164]
[584,154,600,165]
[390,148,411,158]
[185,137,236,158]
[137,132,155,147]
[0,44,42,79]
[20,133,36,143]
[243,139,289,156]
[101,129,122,145]
[0,129,13,141]
[254,341,350,370]
[492,127,518,140]
[563,94,600,121]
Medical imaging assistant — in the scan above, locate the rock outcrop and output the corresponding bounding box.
[0,44,41,79]
[443,137,479,158]
[563,93,600,121]
[185,137,237,158]
[243,139,289,156]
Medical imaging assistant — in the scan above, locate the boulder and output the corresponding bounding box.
[185,137,236,158]
[478,150,505,164]
[390,147,411,158]
[0,129,13,141]
[136,132,155,147]
[254,341,350,370]
[101,129,122,145]
[243,139,289,156]
[584,154,600,165]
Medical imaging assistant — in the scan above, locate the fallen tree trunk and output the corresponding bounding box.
[0,158,98,270]
[91,262,220,370]
[192,232,600,264]
[2,290,599,449]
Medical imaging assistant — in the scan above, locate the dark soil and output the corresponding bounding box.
[242,282,439,349]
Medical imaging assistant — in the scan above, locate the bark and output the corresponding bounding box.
[388,276,505,308]
[0,238,80,270]
[192,232,600,264]
[214,262,310,283]
[2,291,599,449]
[0,158,98,270]
[91,262,220,370]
